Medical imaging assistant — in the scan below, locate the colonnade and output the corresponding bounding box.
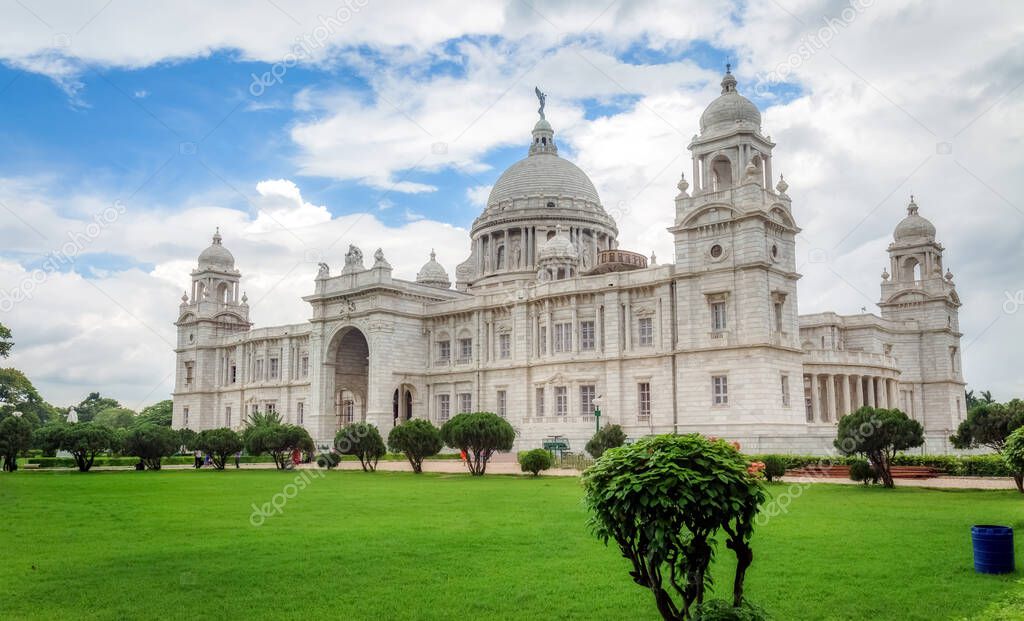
[804,373,899,423]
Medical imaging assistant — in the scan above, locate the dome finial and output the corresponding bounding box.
[430,248,436,260]
[721,64,738,94]
[907,195,919,215]
[212,227,222,245]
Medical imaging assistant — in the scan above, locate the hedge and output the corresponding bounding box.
[744,453,1013,477]
[26,453,464,468]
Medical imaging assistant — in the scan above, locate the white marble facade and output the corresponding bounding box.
[172,70,965,454]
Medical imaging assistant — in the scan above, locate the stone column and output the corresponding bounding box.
[571,297,579,354]
[624,298,632,351]
[825,374,836,422]
[842,374,852,417]
[809,373,820,423]
[867,377,876,407]
[889,379,899,409]
[878,377,888,409]
[692,158,699,193]
[545,302,553,355]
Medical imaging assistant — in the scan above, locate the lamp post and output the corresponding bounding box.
[592,395,604,434]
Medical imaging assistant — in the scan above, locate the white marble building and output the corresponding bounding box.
[172,70,965,454]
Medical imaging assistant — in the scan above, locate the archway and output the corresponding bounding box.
[392,385,415,426]
[326,327,369,432]
[711,156,733,190]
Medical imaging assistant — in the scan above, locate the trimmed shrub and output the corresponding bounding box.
[122,424,179,470]
[0,415,33,472]
[835,407,924,488]
[1003,427,1024,493]
[440,412,515,476]
[195,428,244,470]
[518,448,553,476]
[761,455,787,483]
[585,424,626,459]
[315,451,341,469]
[335,422,386,472]
[387,419,442,473]
[848,459,878,485]
[58,422,117,472]
[693,599,770,620]
[583,434,766,619]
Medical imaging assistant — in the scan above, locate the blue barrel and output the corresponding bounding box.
[971,525,1015,574]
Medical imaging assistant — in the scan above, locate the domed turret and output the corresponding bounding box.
[894,197,936,242]
[537,226,577,261]
[416,250,451,289]
[699,66,761,135]
[535,226,579,282]
[197,228,235,271]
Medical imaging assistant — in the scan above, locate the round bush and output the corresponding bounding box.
[440,412,515,476]
[848,459,877,485]
[388,419,442,473]
[761,455,787,482]
[518,448,553,476]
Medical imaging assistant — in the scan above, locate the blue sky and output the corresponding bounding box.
[0,0,1022,406]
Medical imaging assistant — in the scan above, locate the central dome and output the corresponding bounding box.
[487,152,601,207]
[700,68,761,134]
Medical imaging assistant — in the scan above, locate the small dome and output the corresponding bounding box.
[197,228,235,270]
[538,227,578,261]
[416,250,451,289]
[894,198,936,241]
[699,67,761,134]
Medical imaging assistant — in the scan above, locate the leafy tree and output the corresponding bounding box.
[834,407,924,488]
[950,400,1024,452]
[94,407,137,430]
[73,393,121,423]
[137,400,173,426]
[583,435,767,619]
[59,422,117,472]
[0,415,33,471]
[177,428,198,452]
[336,422,386,472]
[440,412,515,476]
[586,424,627,458]
[387,419,442,473]
[243,414,313,470]
[0,322,12,358]
[122,424,179,470]
[33,423,65,456]
[1002,427,1024,493]
[195,428,244,470]
[0,368,43,417]
[518,448,553,476]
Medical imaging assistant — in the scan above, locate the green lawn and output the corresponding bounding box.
[1,471,1022,620]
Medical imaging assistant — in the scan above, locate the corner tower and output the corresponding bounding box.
[173,229,251,428]
[879,198,964,434]
[668,67,805,436]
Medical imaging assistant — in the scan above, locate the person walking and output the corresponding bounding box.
[234,451,241,469]
[193,449,202,469]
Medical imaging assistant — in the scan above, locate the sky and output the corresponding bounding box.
[0,0,1022,410]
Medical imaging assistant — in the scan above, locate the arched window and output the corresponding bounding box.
[496,245,505,270]
[216,282,230,304]
[711,156,733,191]
[902,256,921,282]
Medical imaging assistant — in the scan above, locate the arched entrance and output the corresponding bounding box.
[326,327,369,432]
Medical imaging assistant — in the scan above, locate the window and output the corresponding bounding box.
[297,402,304,425]
[535,387,545,417]
[554,322,572,353]
[638,317,654,346]
[255,359,264,381]
[774,302,784,333]
[458,338,472,362]
[781,375,790,406]
[183,407,189,427]
[266,402,277,415]
[184,361,194,386]
[300,355,309,377]
[499,333,511,359]
[229,365,237,384]
[497,390,507,418]
[437,340,451,363]
[580,385,596,417]
[342,400,354,424]
[710,243,723,258]
[251,403,259,416]
[712,302,727,332]
[437,394,450,422]
[712,375,728,405]
[269,357,279,379]
[458,393,472,414]
[638,382,651,421]
[225,406,231,428]
[554,386,568,417]
[580,320,595,351]
[539,326,547,355]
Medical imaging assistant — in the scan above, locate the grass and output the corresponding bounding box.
[1,471,1022,620]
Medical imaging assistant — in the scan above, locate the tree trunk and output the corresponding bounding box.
[1014,471,1023,493]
